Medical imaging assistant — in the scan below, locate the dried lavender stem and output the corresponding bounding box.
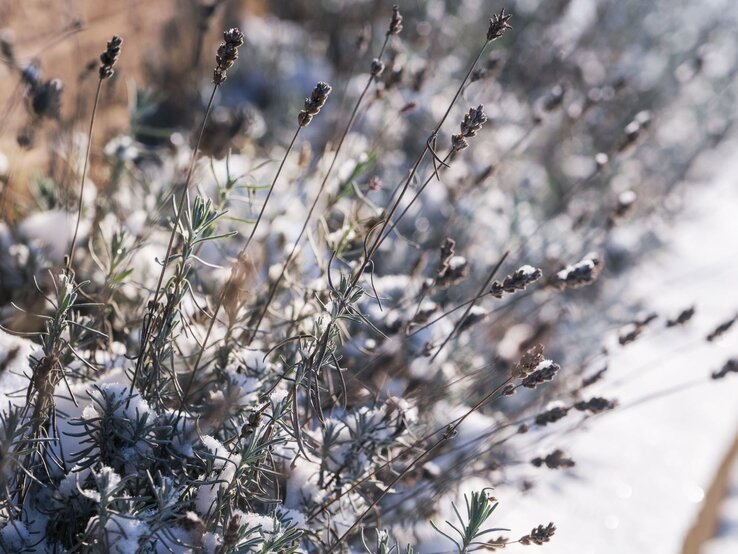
[65,78,102,275]
[246,35,391,344]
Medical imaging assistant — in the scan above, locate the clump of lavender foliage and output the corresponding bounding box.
[0,1,736,552]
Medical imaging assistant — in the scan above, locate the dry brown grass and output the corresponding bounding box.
[1,1,174,212]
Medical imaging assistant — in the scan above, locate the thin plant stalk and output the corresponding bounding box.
[246,35,391,344]
[66,79,102,275]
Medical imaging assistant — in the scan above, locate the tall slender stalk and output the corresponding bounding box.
[128,28,244,400]
[246,34,392,344]
[67,35,123,274]
[65,79,101,276]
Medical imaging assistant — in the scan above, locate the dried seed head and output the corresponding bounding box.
[298,81,332,127]
[436,254,469,288]
[582,365,608,388]
[410,300,438,328]
[99,35,122,80]
[490,265,542,298]
[512,344,544,378]
[452,105,487,151]
[213,27,245,85]
[706,315,736,342]
[666,306,695,327]
[459,306,488,332]
[618,313,656,346]
[27,78,63,120]
[442,424,457,440]
[531,450,574,469]
[574,396,617,414]
[521,359,560,388]
[712,358,738,380]
[436,238,456,275]
[555,253,602,289]
[519,522,557,545]
[487,536,510,551]
[535,404,570,426]
[487,8,513,41]
[387,5,403,36]
[371,58,386,76]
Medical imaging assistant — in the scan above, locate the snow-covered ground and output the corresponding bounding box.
[493,145,738,553]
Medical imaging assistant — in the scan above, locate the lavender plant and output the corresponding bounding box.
[0,1,736,553]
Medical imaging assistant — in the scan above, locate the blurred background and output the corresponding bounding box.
[1,0,738,552]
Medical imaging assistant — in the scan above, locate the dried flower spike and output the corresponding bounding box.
[711,358,738,380]
[298,81,332,127]
[666,306,695,327]
[574,397,617,414]
[521,359,560,388]
[490,265,542,298]
[28,79,63,120]
[532,449,574,469]
[555,253,602,289]
[99,35,122,79]
[487,8,513,41]
[706,315,736,342]
[452,105,487,151]
[387,5,403,36]
[519,522,557,545]
[436,238,456,275]
[436,254,469,288]
[535,404,570,426]
[512,344,544,378]
[213,28,245,85]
